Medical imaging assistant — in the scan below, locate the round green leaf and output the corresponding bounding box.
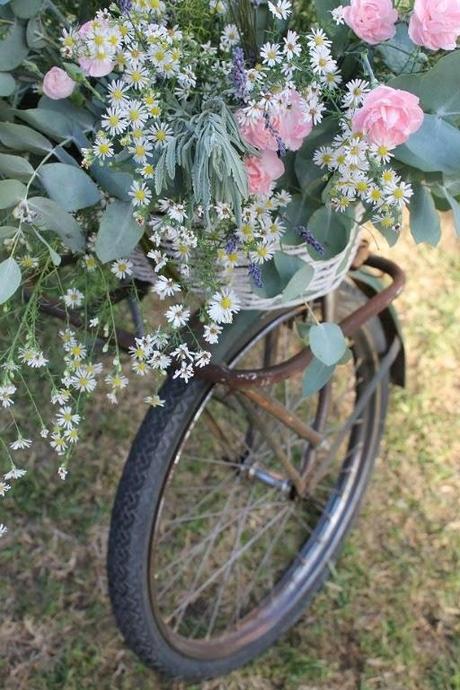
[38,163,101,212]
[0,256,21,304]
[0,21,28,70]
[408,183,441,246]
[16,108,75,141]
[395,115,460,175]
[282,263,314,301]
[303,357,335,397]
[0,122,51,153]
[0,72,15,96]
[28,196,85,252]
[26,15,46,48]
[309,322,347,366]
[0,153,34,181]
[11,0,42,18]
[0,179,26,208]
[95,200,144,263]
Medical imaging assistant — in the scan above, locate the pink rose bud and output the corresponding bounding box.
[342,0,398,44]
[42,67,76,100]
[409,0,460,51]
[352,85,424,149]
[245,150,285,195]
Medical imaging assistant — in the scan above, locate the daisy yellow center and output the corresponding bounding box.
[220,296,232,310]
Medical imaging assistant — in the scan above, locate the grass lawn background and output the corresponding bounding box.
[1,215,459,690]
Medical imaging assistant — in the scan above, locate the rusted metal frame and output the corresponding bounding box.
[305,334,402,494]
[197,255,406,389]
[239,387,324,448]
[236,394,304,494]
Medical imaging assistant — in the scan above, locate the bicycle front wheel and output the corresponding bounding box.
[107,282,389,680]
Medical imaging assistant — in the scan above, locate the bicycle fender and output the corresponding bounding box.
[349,269,406,387]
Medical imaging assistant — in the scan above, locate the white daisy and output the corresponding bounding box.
[207,288,240,324]
[111,258,133,279]
[63,288,84,309]
[165,304,191,328]
[260,42,282,67]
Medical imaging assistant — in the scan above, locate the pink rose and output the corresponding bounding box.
[237,112,278,151]
[42,67,76,100]
[78,20,115,77]
[245,150,285,195]
[273,91,313,151]
[352,85,424,149]
[408,0,460,50]
[78,56,115,78]
[342,0,398,44]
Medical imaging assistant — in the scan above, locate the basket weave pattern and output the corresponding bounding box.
[231,224,362,311]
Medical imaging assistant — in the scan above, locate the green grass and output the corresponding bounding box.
[1,219,459,690]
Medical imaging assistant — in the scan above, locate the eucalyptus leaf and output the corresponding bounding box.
[39,163,101,212]
[10,0,42,18]
[26,14,46,48]
[95,200,143,263]
[443,188,460,237]
[273,251,305,285]
[38,96,96,132]
[16,108,75,141]
[0,20,28,70]
[0,122,52,153]
[281,194,322,245]
[308,206,354,259]
[0,256,21,304]
[408,183,441,245]
[0,225,18,239]
[28,196,85,252]
[303,357,335,397]
[282,263,314,301]
[395,115,460,175]
[309,322,347,366]
[377,23,423,75]
[91,165,133,201]
[32,226,61,265]
[0,72,15,96]
[295,117,339,190]
[0,179,26,208]
[0,152,33,181]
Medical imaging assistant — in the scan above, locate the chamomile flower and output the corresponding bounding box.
[57,465,68,480]
[144,394,165,407]
[220,24,239,51]
[56,406,81,430]
[111,258,133,279]
[150,121,173,148]
[283,30,301,60]
[10,437,32,450]
[129,179,152,207]
[101,107,128,135]
[0,481,11,497]
[268,0,292,20]
[0,524,8,537]
[0,384,16,408]
[165,304,191,328]
[203,322,222,344]
[4,467,26,480]
[71,368,97,393]
[93,133,114,160]
[260,42,282,67]
[207,288,240,324]
[249,242,275,264]
[385,181,413,207]
[63,288,84,308]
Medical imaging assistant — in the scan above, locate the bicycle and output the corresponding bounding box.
[80,248,402,680]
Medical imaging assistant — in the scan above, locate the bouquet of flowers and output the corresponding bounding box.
[0,0,459,530]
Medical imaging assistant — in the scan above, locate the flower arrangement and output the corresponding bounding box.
[0,0,459,533]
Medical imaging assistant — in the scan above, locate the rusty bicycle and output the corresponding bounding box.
[88,248,406,680]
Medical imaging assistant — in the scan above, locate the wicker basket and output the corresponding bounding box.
[230,223,362,311]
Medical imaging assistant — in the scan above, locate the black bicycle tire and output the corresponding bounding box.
[107,282,390,680]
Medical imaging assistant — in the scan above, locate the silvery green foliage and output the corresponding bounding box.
[155,99,250,225]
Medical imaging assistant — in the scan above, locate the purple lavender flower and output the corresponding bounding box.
[231,47,248,102]
[118,0,132,13]
[248,262,263,288]
[263,112,286,158]
[297,226,326,255]
[225,235,239,254]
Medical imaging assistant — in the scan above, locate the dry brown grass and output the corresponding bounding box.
[1,216,459,690]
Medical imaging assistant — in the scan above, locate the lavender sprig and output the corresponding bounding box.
[231,48,248,102]
[263,112,287,158]
[118,0,132,13]
[248,262,263,288]
[297,226,326,255]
